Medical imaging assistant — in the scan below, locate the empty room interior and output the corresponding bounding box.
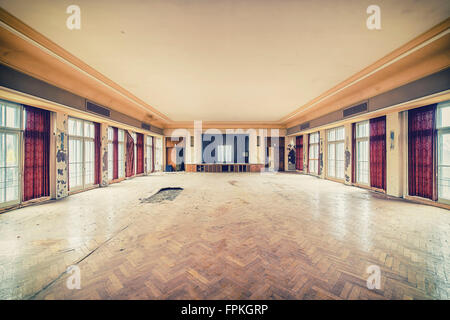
[0,0,450,301]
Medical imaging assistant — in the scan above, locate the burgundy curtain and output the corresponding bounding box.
[370,116,386,190]
[151,136,155,173]
[408,104,437,200]
[352,123,356,183]
[295,136,303,171]
[94,122,101,185]
[136,133,144,174]
[113,127,119,179]
[126,131,135,177]
[23,106,50,201]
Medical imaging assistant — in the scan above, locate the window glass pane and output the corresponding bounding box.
[118,143,125,178]
[0,104,4,127]
[84,140,95,185]
[328,129,335,142]
[357,121,369,138]
[6,133,18,166]
[69,138,83,189]
[68,118,76,135]
[118,129,124,142]
[76,119,83,136]
[437,101,450,128]
[108,127,114,140]
[0,131,20,204]
[5,104,21,129]
[336,127,345,140]
[108,141,113,181]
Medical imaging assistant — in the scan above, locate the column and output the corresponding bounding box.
[54,111,68,199]
[386,112,404,197]
[344,123,353,185]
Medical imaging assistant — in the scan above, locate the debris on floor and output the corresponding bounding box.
[141,187,183,203]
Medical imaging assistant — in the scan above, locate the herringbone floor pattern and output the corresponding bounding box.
[0,173,449,299]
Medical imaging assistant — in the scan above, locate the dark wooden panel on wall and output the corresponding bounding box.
[86,100,110,117]
[0,63,163,135]
[286,67,450,135]
[369,68,450,112]
[0,63,85,109]
[343,102,368,117]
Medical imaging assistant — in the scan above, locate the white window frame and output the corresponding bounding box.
[355,120,370,185]
[146,135,153,173]
[131,132,137,176]
[68,117,95,191]
[308,132,319,175]
[118,129,125,178]
[327,126,345,180]
[0,100,23,208]
[437,100,450,204]
[155,137,163,171]
[107,127,114,181]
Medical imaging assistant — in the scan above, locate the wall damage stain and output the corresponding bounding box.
[55,115,68,199]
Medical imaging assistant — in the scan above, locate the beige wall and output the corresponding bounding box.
[386,112,405,197]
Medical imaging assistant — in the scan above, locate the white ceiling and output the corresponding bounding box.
[1,0,449,122]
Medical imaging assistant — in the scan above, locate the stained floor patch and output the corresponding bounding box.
[141,187,183,203]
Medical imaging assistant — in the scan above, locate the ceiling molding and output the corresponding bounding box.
[280,17,450,126]
[0,7,171,124]
[0,7,448,130]
[164,121,285,130]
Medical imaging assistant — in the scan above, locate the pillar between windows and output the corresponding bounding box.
[344,123,353,185]
[54,112,68,199]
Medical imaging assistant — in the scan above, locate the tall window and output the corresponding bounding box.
[0,100,22,207]
[118,129,125,178]
[308,132,319,174]
[155,137,163,171]
[217,145,233,163]
[68,118,95,190]
[437,101,450,203]
[146,135,153,173]
[327,126,345,180]
[356,121,369,185]
[107,127,114,181]
[131,132,137,175]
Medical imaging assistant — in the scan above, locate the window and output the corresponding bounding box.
[146,136,153,173]
[217,145,233,163]
[327,126,345,180]
[308,132,319,175]
[118,129,125,178]
[437,100,450,203]
[131,132,137,175]
[0,100,23,207]
[355,121,369,185]
[155,137,163,171]
[68,118,95,190]
[107,127,114,181]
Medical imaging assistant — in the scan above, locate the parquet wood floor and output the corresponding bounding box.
[0,173,449,299]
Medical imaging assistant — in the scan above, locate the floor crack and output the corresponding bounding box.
[26,224,130,300]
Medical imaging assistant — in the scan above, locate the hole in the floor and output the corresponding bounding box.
[141,187,183,203]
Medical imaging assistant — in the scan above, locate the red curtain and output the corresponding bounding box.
[94,123,101,185]
[151,136,155,173]
[136,133,144,174]
[408,104,437,200]
[126,131,135,177]
[295,136,303,171]
[351,123,356,183]
[113,127,119,179]
[23,106,50,201]
[370,116,386,190]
